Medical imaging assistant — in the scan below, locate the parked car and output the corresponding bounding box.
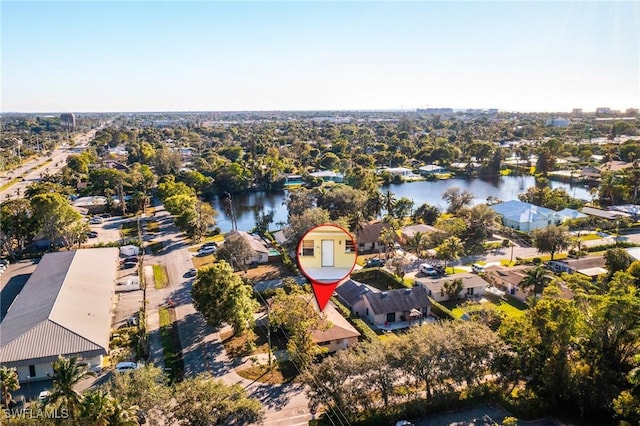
[121,256,139,264]
[87,231,98,238]
[198,246,216,256]
[115,362,139,373]
[201,242,218,250]
[120,262,138,270]
[89,217,103,224]
[100,213,112,219]
[38,390,50,401]
[419,263,439,276]
[471,263,485,273]
[364,258,385,268]
[187,268,197,277]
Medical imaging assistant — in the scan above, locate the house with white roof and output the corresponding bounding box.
[418,165,446,175]
[490,200,562,232]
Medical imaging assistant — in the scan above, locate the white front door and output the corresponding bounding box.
[321,240,334,267]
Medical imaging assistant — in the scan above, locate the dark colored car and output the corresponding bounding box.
[87,231,98,238]
[121,256,139,264]
[364,258,385,268]
[120,262,138,270]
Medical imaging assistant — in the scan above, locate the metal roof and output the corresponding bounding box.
[0,248,119,365]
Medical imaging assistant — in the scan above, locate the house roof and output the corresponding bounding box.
[580,206,628,220]
[556,208,587,220]
[401,224,438,238]
[418,273,490,294]
[311,302,360,344]
[485,265,531,286]
[232,231,269,254]
[363,286,431,315]
[490,200,558,223]
[598,161,633,172]
[335,279,376,307]
[419,165,445,172]
[355,221,392,244]
[0,248,119,366]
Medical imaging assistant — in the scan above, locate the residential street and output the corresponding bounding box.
[146,200,313,425]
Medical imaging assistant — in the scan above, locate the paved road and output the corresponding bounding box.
[0,127,99,201]
[146,200,313,425]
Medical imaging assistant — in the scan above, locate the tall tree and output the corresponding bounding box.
[191,261,257,334]
[532,225,570,261]
[436,236,464,273]
[31,193,83,249]
[171,374,262,426]
[442,187,473,214]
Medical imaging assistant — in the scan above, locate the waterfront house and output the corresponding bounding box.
[399,224,438,245]
[418,165,446,175]
[580,206,630,221]
[355,220,393,253]
[309,170,344,183]
[490,200,562,232]
[556,208,587,222]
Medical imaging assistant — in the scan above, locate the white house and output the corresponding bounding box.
[0,248,119,384]
[490,200,562,232]
[418,165,446,175]
[416,273,489,303]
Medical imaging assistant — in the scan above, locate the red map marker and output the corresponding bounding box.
[297,224,358,312]
[310,280,340,311]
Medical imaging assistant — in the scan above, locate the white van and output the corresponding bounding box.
[115,362,139,373]
[419,263,438,276]
[471,263,485,273]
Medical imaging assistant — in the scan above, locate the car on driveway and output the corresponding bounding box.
[38,390,50,401]
[115,362,140,373]
[201,242,217,250]
[186,268,197,277]
[121,256,139,264]
[419,263,439,276]
[364,258,385,268]
[198,246,216,256]
[89,217,103,224]
[87,231,98,238]
[471,263,485,273]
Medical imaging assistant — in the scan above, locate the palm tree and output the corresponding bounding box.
[382,190,396,217]
[0,366,19,408]
[379,227,396,259]
[48,356,96,419]
[79,391,115,426]
[408,231,427,258]
[519,265,553,298]
[366,191,384,219]
[436,236,464,274]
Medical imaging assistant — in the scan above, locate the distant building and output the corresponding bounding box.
[309,170,344,183]
[418,164,446,175]
[60,113,76,128]
[596,107,611,115]
[572,108,583,115]
[546,118,570,128]
[417,108,454,115]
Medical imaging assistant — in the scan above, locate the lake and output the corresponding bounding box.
[211,176,594,233]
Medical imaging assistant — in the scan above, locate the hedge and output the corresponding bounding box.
[428,297,457,321]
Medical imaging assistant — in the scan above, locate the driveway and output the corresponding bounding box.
[147,200,313,425]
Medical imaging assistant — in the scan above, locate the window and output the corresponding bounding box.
[301,240,314,256]
[29,365,36,377]
[386,312,396,323]
[345,239,355,252]
[466,287,474,295]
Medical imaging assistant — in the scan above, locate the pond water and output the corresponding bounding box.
[211,176,594,233]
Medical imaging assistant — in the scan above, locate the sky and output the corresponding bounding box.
[1,1,638,113]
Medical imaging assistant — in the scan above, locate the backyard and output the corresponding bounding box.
[447,294,527,320]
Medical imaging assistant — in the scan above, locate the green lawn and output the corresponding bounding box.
[578,233,602,241]
[450,296,526,319]
[153,264,169,289]
[445,267,467,275]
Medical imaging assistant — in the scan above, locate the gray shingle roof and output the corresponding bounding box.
[0,248,119,365]
[335,279,376,307]
[363,286,431,315]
